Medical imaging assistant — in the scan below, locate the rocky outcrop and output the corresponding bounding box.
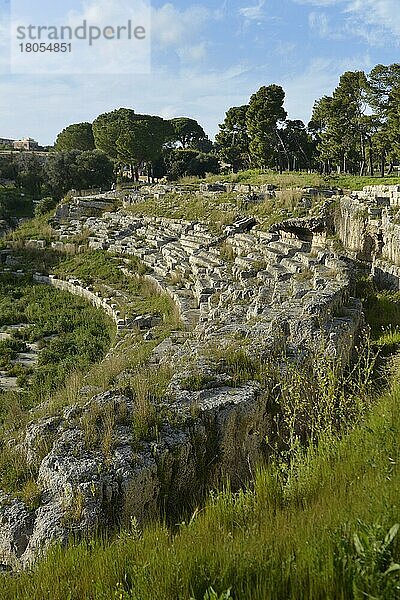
[0,381,277,568]
[54,195,115,222]
[334,185,400,289]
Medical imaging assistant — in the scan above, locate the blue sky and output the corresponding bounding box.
[0,0,399,145]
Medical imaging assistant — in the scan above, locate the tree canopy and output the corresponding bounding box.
[246,85,287,169]
[92,108,173,180]
[215,105,250,172]
[55,122,95,152]
[169,117,207,149]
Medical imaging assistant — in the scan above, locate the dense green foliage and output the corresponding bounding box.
[54,122,95,152]
[92,108,174,181]
[0,187,34,221]
[215,105,250,172]
[0,148,114,204]
[169,117,208,150]
[169,117,205,148]
[163,148,219,180]
[45,149,114,198]
[246,85,287,170]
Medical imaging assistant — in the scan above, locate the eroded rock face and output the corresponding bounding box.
[0,382,276,567]
[0,494,34,568]
[334,185,400,289]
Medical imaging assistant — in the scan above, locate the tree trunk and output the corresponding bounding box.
[360,133,366,176]
[368,138,374,176]
[381,153,385,178]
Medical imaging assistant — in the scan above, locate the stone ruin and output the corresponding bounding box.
[333,184,400,289]
[0,182,399,569]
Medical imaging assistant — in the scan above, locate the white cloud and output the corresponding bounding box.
[151,3,212,64]
[294,0,344,6]
[177,43,207,63]
[308,11,331,37]
[345,0,400,36]
[151,3,210,46]
[295,0,400,42]
[239,0,267,22]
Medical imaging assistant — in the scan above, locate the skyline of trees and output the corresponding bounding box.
[215,63,400,176]
[5,61,400,183]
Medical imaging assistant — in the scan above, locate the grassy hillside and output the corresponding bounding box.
[1,287,400,599]
[1,363,398,599]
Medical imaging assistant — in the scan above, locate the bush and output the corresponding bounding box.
[35,196,57,217]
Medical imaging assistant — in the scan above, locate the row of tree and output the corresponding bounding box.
[0,149,114,202]
[54,112,216,182]
[4,62,398,198]
[217,64,400,175]
[311,65,400,175]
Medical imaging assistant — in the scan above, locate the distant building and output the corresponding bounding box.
[0,138,15,147]
[13,137,39,151]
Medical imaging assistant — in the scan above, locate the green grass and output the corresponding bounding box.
[126,192,238,234]
[198,169,400,191]
[126,188,324,232]
[53,250,129,285]
[0,273,116,504]
[9,210,53,241]
[356,278,400,353]
[0,273,115,415]
[1,360,399,599]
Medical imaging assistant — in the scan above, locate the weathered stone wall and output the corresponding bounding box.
[333,185,400,288]
[381,211,400,266]
[33,274,126,330]
[334,197,376,260]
